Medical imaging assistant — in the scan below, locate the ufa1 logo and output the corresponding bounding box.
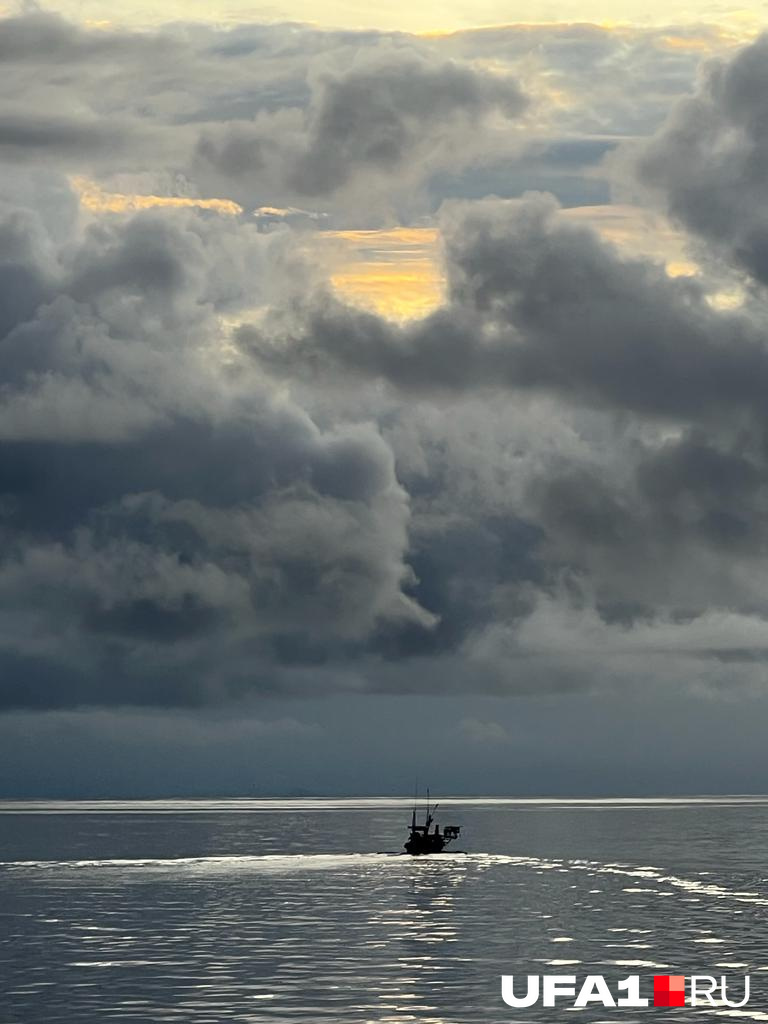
[501,974,751,1009]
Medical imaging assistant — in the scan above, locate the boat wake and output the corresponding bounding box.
[0,851,474,874]
[2,852,766,908]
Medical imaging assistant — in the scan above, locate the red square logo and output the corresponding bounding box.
[654,976,685,1007]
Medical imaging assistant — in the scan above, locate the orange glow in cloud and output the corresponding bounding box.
[658,33,714,50]
[330,264,445,319]
[319,210,701,320]
[72,177,243,217]
[322,228,444,320]
[562,204,694,269]
[68,177,713,320]
[71,181,442,319]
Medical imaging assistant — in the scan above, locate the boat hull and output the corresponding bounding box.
[404,834,448,855]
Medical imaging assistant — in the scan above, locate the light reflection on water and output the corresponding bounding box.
[2,801,768,1023]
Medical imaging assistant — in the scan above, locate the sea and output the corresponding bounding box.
[2,797,768,1023]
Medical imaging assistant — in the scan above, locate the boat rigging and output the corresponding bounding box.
[404,789,461,855]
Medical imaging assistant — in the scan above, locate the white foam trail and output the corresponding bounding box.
[0,852,472,874]
[460,854,768,908]
[3,851,766,910]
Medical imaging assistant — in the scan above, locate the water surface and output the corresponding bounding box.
[2,797,767,1022]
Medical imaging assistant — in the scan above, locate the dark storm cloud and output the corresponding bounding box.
[4,9,768,722]
[0,198,437,710]
[523,430,768,619]
[289,51,527,195]
[636,434,762,549]
[240,183,768,675]
[369,512,544,660]
[0,204,56,340]
[242,193,768,420]
[636,33,768,286]
[194,48,527,202]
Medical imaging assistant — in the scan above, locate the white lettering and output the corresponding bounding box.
[542,976,577,1007]
[721,976,750,1008]
[617,975,649,1007]
[500,972,749,1011]
[501,976,539,1008]
[690,976,718,1006]
[575,975,616,1008]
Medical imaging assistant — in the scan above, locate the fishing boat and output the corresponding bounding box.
[404,790,461,855]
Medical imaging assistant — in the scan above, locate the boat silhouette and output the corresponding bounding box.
[404,789,461,855]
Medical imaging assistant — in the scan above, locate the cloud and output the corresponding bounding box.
[0,9,142,63]
[193,46,528,211]
[636,33,768,286]
[0,193,440,710]
[6,189,768,711]
[0,11,723,216]
[72,177,243,216]
[242,192,768,420]
[237,182,768,696]
[4,10,768,729]
[290,49,527,195]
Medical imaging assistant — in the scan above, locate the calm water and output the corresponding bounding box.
[2,797,768,1023]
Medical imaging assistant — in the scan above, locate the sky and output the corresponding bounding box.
[34,0,768,32]
[3,1,768,796]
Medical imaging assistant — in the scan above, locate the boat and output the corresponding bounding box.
[404,790,461,855]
